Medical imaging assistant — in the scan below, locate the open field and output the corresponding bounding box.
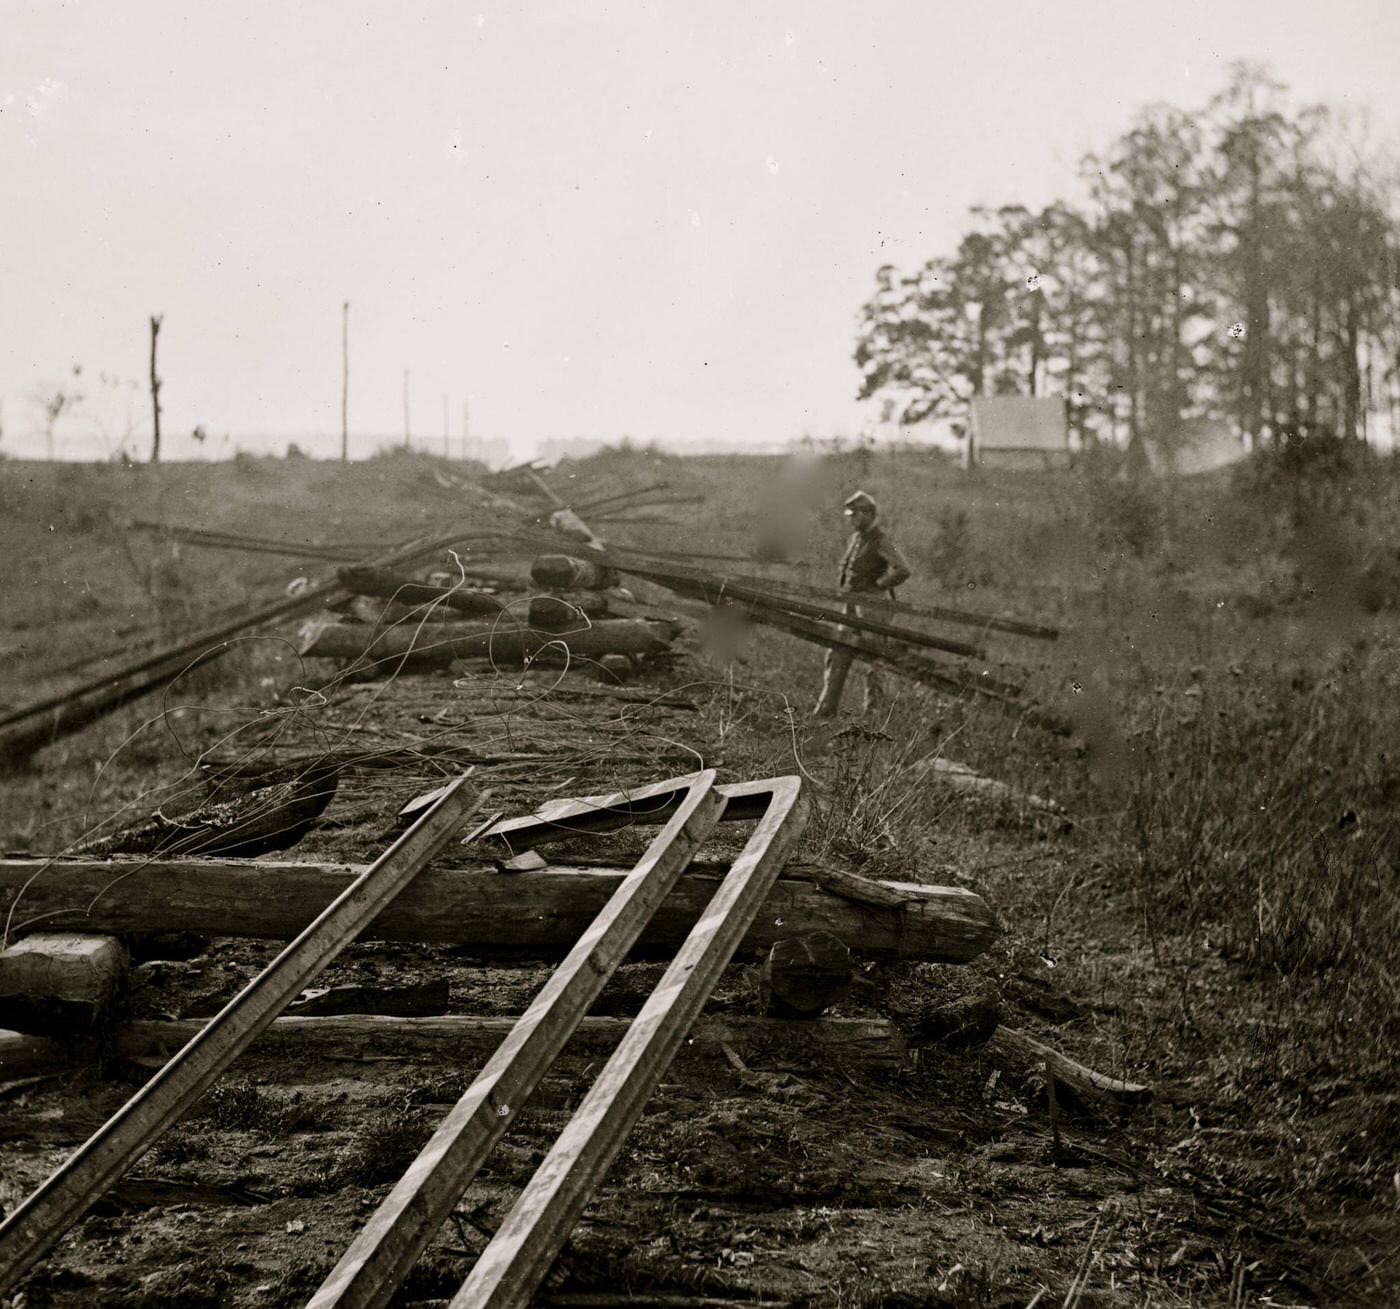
[2,446,1399,1307]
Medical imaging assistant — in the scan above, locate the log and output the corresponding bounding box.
[299,618,673,664]
[592,653,632,685]
[895,992,1001,1050]
[530,554,619,591]
[761,931,852,1017]
[0,859,1000,963]
[0,1029,65,1077]
[115,1014,906,1069]
[0,933,128,1032]
[912,758,1063,814]
[987,1027,1151,1106]
[344,594,613,630]
[336,566,510,616]
[526,594,614,630]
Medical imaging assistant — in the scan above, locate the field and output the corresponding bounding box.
[1,444,1398,1307]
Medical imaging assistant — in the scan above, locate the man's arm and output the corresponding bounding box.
[876,534,912,590]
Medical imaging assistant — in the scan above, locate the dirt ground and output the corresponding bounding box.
[2,450,1397,1308]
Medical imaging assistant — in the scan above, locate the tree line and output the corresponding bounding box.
[855,64,1400,459]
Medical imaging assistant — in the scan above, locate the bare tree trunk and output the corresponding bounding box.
[1342,297,1362,441]
[340,301,349,462]
[148,315,163,464]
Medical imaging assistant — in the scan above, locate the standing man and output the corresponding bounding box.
[812,489,912,720]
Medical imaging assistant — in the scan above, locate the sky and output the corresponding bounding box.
[3,1,1399,463]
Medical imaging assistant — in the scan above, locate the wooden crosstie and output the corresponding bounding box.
[310,773,808,1309]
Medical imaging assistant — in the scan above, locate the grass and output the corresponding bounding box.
[3,443,1399,1302]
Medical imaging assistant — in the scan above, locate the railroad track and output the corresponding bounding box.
[0,769,809,1307]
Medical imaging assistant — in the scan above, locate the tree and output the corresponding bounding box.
[852,64,1400,460]
[32,366,84,461]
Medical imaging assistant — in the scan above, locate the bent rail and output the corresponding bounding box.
[307,770,724,1309]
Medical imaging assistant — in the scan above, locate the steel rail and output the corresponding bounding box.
[306,770,724,1309]
[0,530,498,736]
[600,558,992,661]
[0,773,482,1295]
[448,774,808,1308]
[476,773,773,853]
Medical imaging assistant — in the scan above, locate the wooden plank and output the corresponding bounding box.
[306,772,724,1309]
[0,858,998,963]
[0,775,481,1297]
[114,1014,907,1070]
[451,775,808,1308]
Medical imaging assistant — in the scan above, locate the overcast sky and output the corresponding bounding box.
[4,1,1399,462]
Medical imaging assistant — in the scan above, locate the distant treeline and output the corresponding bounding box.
[856,63,1400,455]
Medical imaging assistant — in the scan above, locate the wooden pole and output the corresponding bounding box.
[403,369,411,449]
[148,315,162,464]
[341,301,350,462]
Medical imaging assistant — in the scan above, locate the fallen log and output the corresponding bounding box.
[987,1027,1150,1106]
[911,757,1064,814]
[115,1014,906,1069]
[0,933,128,1032]
[346,594,613,630]
[299,618,674,664]
[762,931,852,1017]
[0,859,1000,963]
[336,566,511,616]
[531,554,619,591]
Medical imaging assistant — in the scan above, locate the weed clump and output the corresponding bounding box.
[330,1099,433,1186]
[187,1081,325,1134]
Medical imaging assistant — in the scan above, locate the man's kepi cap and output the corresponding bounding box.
[843,490,877,512]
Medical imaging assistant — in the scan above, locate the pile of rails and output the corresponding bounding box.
[0,458,1063,768]
[299,554,682,685]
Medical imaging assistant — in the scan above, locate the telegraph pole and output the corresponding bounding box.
[402,369,411,449]
[340,301,349,461]
[149,314,163,464]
